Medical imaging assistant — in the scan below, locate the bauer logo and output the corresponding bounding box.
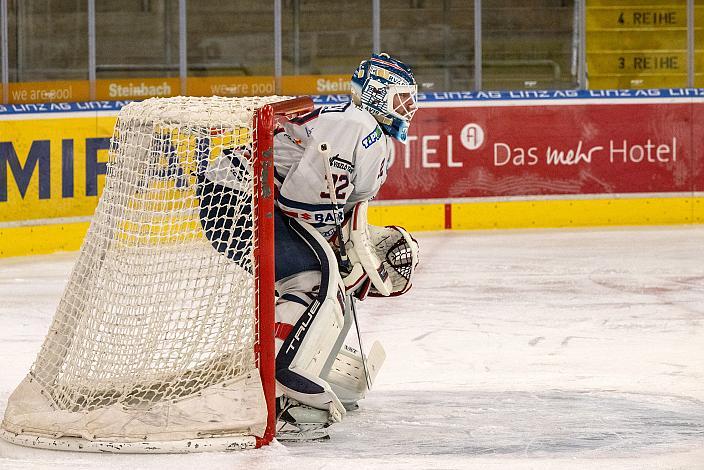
[460,123,485,150]
[362,126,383,148]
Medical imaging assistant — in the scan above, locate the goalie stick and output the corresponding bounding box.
[319,142,350,268]
[318,142,373,390]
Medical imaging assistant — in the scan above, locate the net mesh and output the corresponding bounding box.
[2,96,286,441]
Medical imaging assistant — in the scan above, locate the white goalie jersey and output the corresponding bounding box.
[273,102,392,239]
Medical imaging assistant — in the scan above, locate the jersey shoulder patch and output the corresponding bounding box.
[336,105,385,150]
[361,125,384,149]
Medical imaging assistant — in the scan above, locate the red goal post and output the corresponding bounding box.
[254,96,315,446]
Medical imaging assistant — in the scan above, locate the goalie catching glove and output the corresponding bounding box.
[336,201,419,299]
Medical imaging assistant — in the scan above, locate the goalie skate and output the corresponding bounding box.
[275,397,341,442]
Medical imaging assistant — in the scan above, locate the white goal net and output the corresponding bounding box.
[1,96,312,453]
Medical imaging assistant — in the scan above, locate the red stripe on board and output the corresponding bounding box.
[275,322,294,341]
[445,203,452,229]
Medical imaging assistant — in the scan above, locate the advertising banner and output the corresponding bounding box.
[378,101,693,200]
[186,74,350,97]
[2,75,353,104]
[187,76,275,97]
[7,80,91,104]
[0,115,114,222]
[96,78,180,101]
[1,90,703,229]
[694,101,704,193]
[281,75,350,95]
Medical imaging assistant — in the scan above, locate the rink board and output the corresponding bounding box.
[1,90,704,257]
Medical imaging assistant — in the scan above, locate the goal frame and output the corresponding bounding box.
[0,96,315,453]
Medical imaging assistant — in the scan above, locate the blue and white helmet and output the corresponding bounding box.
[351,53,418,142]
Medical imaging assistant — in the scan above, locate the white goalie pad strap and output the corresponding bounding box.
[342,202,420,297]
[343,201,394,296]
[276,219,347,417]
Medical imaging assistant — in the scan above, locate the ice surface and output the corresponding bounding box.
[1,226,703,469]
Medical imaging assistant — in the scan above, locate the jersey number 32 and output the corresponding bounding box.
[320,174,349,200]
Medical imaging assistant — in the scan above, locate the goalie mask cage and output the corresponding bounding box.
[0,96,314,453]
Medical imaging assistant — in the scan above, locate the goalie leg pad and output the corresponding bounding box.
[274,270,321,352]
[275,219,347,418]
[323,341,386,409]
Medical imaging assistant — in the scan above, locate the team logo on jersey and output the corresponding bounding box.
[362,126,383,149]
[330,155,354,172]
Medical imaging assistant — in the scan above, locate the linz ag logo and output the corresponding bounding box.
[362,126,383,149]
